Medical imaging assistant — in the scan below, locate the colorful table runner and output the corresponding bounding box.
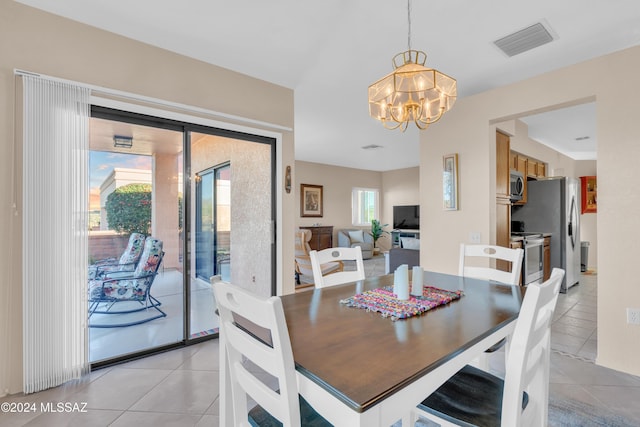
[340,285,463,320]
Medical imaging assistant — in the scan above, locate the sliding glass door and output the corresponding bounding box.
[88,107,276,364]
[195,163,230,282]
[88,112,185,363]
[188,130,274,338]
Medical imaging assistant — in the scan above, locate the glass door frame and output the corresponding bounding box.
[90,106,277,368]
[194,162,231,282]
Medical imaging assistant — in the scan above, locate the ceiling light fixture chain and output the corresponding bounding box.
[407,0,412,51]
[368,0,457,132]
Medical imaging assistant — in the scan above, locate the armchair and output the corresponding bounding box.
[88,237,166,327]
[294,229,342,285]
[337,229,374,259]
[89,232,146,279]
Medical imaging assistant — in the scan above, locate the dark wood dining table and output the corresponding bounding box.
[279,271,525,426]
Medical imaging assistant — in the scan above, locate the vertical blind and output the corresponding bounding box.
[22,75,90,393]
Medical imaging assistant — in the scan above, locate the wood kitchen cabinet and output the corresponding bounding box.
[543,236,551,281]
[496,130,512,273]
[299,226,333,251]
[497,131,511,199]
[537,163,546,178]
[510,240,524,285]
[496,197,512,273]
[580,176,597,213]
[511,150,547,179]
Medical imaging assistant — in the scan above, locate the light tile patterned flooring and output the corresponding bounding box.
[2,271,640,426]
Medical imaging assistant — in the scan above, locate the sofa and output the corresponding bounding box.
[337,229,374,259]
[386,236,421,273]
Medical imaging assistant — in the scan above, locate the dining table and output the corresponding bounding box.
[219,270,525,426]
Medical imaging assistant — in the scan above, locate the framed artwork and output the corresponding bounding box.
[300,184,323,217]
[443,153,459,210]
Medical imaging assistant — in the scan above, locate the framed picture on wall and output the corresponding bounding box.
[300,184,323,217]
[443,153,459,210]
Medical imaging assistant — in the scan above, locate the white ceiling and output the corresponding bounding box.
[17,0,640,170]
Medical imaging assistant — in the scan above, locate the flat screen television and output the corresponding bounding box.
[393,205,420,230]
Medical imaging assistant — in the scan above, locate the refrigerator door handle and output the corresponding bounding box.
[569,196,577,249]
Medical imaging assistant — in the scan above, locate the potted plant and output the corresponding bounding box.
[371,219,389,255]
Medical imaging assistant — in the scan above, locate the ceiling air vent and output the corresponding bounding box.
[494,22,555,57]
[362,144,383,150]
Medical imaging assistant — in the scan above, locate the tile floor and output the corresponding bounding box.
[89,270,219,363]
[2,272,640,426]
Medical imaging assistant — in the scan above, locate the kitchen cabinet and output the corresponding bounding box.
[527,160,539,178]
[510,150,547,206]
[496,198,511,272]
[510,240,524,285]
[299,226,333,251]
[496,130,512,273]
[496,131,511,199]
[543,236,551,281]
[537,163,546,178]
[496,131,512,271]
[510,151,547,179]
[580,176,597,213]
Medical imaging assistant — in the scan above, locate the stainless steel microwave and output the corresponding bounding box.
[510,170,524,201]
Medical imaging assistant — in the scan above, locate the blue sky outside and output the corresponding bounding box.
[89,150,151,209]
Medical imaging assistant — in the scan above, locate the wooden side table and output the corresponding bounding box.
[299,226,333,251]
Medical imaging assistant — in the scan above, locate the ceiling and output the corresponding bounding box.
[17,0,640,170]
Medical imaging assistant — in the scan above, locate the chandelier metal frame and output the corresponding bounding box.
[368,0,457,131]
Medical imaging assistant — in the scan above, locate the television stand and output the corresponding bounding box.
[391,230,420,248]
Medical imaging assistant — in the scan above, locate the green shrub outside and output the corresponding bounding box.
[105,183,152,235]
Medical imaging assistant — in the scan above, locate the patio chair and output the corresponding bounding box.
[88,232,146,279]
[88,237,166,328]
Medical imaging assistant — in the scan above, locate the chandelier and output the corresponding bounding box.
[368,0,456,131]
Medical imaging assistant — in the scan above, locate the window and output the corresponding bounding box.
[352,187,379,226]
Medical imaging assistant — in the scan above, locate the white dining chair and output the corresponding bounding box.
[459,243,524,286]
[309,246,365,288]
[212,282,331,426]
[460,243,524,369]
[412,268,564,427]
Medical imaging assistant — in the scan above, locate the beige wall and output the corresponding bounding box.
[294,160,382,236]
[575,161,598,270]
[0,0,294,395]
[294,162,419,252]
[381,167,420,250]
[420,46,640,376]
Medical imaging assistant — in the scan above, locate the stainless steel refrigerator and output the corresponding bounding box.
[512,177,581,292]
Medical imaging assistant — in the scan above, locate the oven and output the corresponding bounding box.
[522,235,544,285]
[512,231,544,285]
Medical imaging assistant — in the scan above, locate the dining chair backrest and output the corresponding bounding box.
[459,243,524,286]
[414,268,564,426]
[502,267,564,425]
[310,246,365,288]
[213,282,300,426]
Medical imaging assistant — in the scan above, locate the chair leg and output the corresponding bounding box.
[88,294,167,328]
